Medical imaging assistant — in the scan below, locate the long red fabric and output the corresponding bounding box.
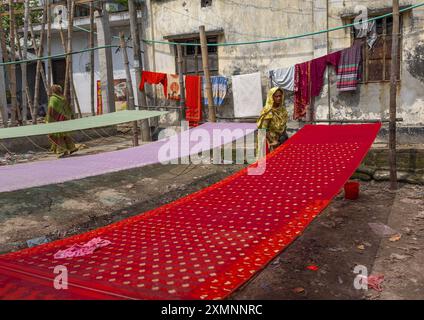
[185,75,202,127]
[0,123,381,300]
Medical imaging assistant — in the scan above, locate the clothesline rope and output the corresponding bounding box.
[0,2,422,67]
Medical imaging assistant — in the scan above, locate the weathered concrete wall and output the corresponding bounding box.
[315,0,424,126]
[143,0,313,119]
[142,0,424,128]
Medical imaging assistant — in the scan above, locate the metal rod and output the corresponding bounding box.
[304,118,403,123]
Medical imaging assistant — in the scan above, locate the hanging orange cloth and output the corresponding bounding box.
[139,71,168,97]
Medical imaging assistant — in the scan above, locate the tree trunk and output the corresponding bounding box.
[29,20,50,98]
[128,0,150,141]
[90,0,95,116]
[64,0,75,115]
[32,2,48,124]
[21,0,30,124]
[47,0,52,95]
[119,32,139,147]
[8,0,18,126]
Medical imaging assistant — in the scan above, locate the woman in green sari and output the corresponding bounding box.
[46,85,79,158]
[257,87,289,156]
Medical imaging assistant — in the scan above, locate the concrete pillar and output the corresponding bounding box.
[0,48,8,126]
[95,9,115,113]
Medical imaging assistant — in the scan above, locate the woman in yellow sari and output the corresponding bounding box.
[257,87,289,155]
[46,85,79,158]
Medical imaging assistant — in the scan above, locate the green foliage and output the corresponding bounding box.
[0,1,43,48]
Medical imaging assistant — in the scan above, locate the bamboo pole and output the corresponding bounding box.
[119,32,139,147]
[177,44,186,121]
[31,3,47,124]
[128,0,150,141]
[58,27,82,118]
[28,19,49,97]
[21,0,30,124]
[0,6,12,127]
[15,35,34,118]
[389,0,400,190]
[64,0,75,115]
[8,0,18,126]
[46,0,52,94]
[89,0,95,116]
[199,25,216,122]
[0,39,7,127]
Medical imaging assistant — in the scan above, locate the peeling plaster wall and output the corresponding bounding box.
[144,0,424,126]
[144,0,313,119]
[315,0,424,126]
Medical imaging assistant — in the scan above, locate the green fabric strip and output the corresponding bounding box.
[0,110,168,140]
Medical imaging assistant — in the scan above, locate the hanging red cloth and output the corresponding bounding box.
[294,51,341,120]
[139,71,168,97]
[310,51,341,97]
[294,61,311,120]
[185,75,202,127]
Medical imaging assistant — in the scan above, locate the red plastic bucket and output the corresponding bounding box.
[344,181,360,200]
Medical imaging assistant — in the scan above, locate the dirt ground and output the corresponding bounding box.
[0,136,423,300]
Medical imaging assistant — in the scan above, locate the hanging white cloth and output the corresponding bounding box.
[232,72,263,118]
[269,66,295,91]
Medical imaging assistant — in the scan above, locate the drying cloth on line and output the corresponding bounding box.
[294,51,341,120]
[356,21,378,49]
[202,76,228,106]
[294,61,311,120]
[269,66,295,91]
[0,122,256,193]
[167,74,182,100]
[54,238,112,259]
[232,72,263,118]
[0,110,167,140]
[0,123,381,300]
[185,75,202,126]
[310,51,341,97]
[139,71,168,97]
[337,43,363,92]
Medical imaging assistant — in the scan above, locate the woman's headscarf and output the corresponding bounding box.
[257,87,287,128]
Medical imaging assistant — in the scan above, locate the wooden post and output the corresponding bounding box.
[119,32,139,147]
[31,5,47,124]
[128,0,150,141]
[326,0,331,123]
[46,0,52,95]
[89,0,95,116]
[0,18,9,127]
[21,0,30,124]
[64,0,75,115]
[177,44,186,121]
[389,0,399,190]
[28,20,49,97]
[95,8,115,113]
[8,0,18,126]
[199,25,216,122]
[0,40,7,127]
[15,29,34,120]
[58,27,82,118]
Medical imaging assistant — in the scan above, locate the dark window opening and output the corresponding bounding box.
[173,36,219,75]
[201,0,212,8]
[351,14,402,83]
